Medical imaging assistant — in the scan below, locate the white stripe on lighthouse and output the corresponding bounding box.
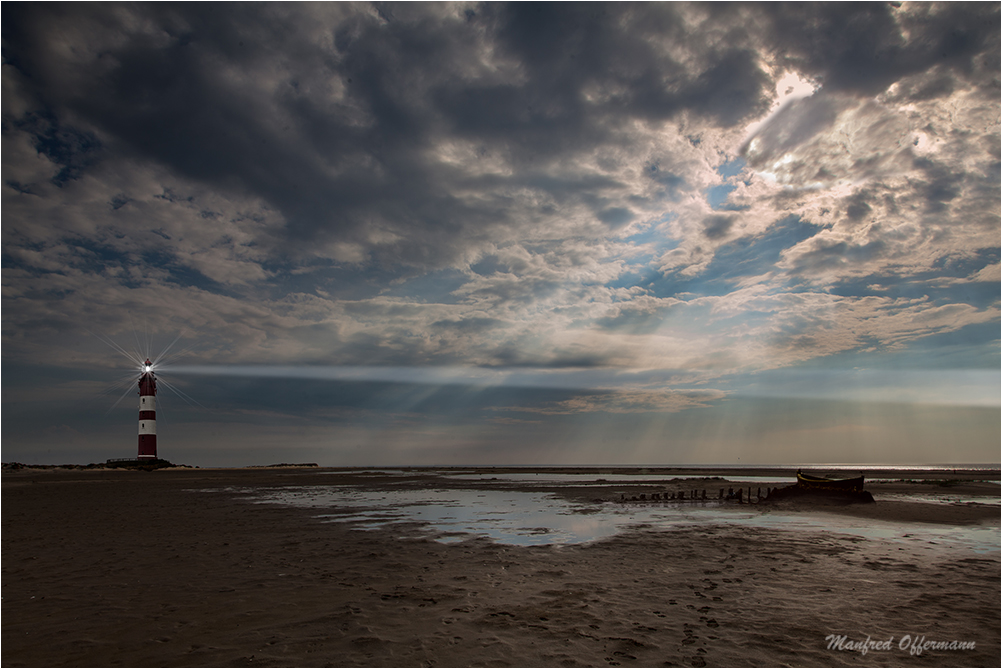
[139,419,157,435]
[139,395,156,411]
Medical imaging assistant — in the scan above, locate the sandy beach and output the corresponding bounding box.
[3,467,999,667]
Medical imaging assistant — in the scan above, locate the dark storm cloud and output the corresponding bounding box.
[454,4,772,130]
[702,214,735,240]
[4,3,489,265]
[913,156,964,214]
[760,2,1000,97]
[11,109,103,187]
[682,49,773,127]
[4,3,997,270]
[1,2,780,271]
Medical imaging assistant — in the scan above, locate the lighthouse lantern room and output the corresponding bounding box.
[137,358,157,459]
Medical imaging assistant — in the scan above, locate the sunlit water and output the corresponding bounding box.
[872,491,1002,506]
[443,472,790,484]
[212,484,1000,553]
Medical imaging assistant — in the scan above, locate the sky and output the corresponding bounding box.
[2,2,999,467]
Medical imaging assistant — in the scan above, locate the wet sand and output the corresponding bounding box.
[3,467,999,667]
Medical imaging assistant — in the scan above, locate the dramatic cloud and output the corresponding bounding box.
[3,2,998,466]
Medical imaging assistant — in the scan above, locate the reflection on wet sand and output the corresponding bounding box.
[234,476,1000,553]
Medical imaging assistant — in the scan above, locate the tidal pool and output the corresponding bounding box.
[872,491,1001,506]
[236,484,1000,553]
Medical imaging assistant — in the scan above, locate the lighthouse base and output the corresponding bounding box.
[105,458,174,470]
[137,434,157,459]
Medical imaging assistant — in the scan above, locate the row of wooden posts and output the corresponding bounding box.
[619,487,778,503]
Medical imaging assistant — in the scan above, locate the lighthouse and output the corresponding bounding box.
[137,358,157,459]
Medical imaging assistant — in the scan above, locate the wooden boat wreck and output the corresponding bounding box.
[795,471,865,492]
[764,469,874,503]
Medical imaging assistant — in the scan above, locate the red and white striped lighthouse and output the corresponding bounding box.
[137,358,157,459]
